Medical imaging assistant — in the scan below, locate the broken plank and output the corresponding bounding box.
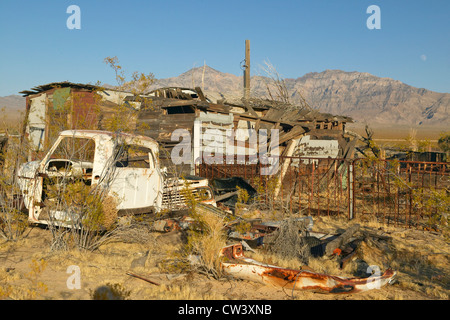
[277,125,305,145]
[324,224,360,256]
[195,87,207,101]
[215,191,238,202]
[273,139,297,198]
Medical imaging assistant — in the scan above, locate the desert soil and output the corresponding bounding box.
[0,215,449,301]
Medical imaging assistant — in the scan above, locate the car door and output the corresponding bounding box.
[109,141,163,214]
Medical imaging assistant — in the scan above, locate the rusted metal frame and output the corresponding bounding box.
[349,160,354,220]
[326,159,330,216]
[359,158,448,228]
[431,169,437,222]
[415,168,420,226]
[395,183,399,227]
[309,163,314,217]
[381,162,387,225]
[407,164,413,227]
[336,161,341,217]
[333,161,337,216]
[365,161,370,220]
[342,160,348,218]
[387,161,392,226]
[316,161,320,216]
[372,161,378,219]
[197,157,447,229]
[298,166,302,215]
[126,271,160,286]
[420,170,425,223]
[380,161,389,222]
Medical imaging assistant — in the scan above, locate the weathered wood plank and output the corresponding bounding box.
[324,224,360,256]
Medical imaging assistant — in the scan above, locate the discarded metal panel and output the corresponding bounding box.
[27,94,47,152]
[291,135,340,164]
[220,243,396,294]
[162,175,216,211]
[17,130,215,227]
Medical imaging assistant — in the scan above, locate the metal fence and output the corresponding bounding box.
[196,156,449,230]
[351,158,449,229]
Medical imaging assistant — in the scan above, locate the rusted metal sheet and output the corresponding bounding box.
[220,244,396,294]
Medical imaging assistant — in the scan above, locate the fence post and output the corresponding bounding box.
[349,161,354,220]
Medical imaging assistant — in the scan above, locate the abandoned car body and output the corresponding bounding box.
[17,130,214,226]
[220,244,397,294]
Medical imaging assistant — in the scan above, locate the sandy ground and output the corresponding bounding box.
[1,215,448,301]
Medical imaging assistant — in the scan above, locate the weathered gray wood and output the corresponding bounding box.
[214,191,239,202]
[324,224,360,256]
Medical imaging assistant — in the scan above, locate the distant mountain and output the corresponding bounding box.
[150,66,450,126]
[285,70,449,126]
[150,65,243,104]
[0,94,26,120]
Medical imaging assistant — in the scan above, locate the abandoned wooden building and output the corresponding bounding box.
[19,82,139,158]
[19,82,356,177]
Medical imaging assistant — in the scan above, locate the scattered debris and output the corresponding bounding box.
[126,271,161,286]
[324,224,360,256]
[211,177,257,211]
[219,243,397,294]
[262,217,313,265]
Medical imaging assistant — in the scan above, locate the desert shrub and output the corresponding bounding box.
[90,282,131,300]
[0,117,29,241]
[0,258,48,300]
[45,181,120,251]
[0,184,28,241]
[437,132,450,154]
[412,188,449,234]
[251,175,280,214]
[162,181,228,279]
[185,211,227,279]
[263,217,311,265]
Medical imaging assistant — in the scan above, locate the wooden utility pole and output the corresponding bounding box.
[243,39,250,101]
[243,39,258,117]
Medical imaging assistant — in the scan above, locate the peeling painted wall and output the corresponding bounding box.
[291,135,340,165]
[27,93,47,152]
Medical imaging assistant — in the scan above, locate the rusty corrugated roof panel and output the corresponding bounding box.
[19,81,131,97]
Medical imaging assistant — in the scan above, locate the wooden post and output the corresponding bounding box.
[243,39,258,117]
[244,39,250,101]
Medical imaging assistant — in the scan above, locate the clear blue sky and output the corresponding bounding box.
[0,0,449,96]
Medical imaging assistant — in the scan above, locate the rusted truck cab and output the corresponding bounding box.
[17,130,208,226]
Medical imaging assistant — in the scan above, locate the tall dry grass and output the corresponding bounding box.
[185,206,228,279]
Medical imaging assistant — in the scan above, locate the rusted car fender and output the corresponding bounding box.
[220,244,396,294]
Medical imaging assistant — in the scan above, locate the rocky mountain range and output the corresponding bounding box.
[0,94,26,121]
[150,66,449,126]
[1,66,448,126]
